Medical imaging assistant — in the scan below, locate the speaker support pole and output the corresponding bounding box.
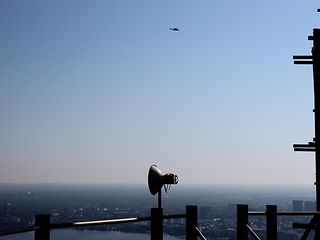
[158,190,162,209]
[151,208,163,240]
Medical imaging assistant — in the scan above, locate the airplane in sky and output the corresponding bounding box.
[169,27,179,31]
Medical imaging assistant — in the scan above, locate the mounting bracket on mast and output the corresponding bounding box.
[293,141,316,152]
[293,55,313,65]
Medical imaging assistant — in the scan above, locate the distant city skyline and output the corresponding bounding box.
[0,1,319,185]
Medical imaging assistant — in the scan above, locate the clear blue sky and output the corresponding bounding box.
[0,0,319,185]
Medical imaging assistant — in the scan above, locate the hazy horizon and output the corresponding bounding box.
[1,1,319,185]
[0,182,315,190]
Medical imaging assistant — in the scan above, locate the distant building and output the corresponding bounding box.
[304,201,316,211]
[199,206,213,219]
[227,204,237,215]
[292,200,303,212]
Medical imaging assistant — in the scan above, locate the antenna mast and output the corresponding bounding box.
[293,13,320,238]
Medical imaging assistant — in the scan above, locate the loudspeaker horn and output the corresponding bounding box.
[148,164,178,195]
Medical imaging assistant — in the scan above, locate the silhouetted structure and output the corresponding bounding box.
[293,24,320,239]
[236,8,320,240]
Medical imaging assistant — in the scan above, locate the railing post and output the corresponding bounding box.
[35,214,50,240]
[186,205,198,240]
[151,208,163,240]
[266,205,277,240]
[237,204,248,240]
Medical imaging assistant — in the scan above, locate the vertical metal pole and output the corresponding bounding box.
[186,205,198,240]
[237,204,248,240]
[151,208,163,240]
[266,205,277,240]
[35,214,50,240]
[312,28,320,239]
[158,190,162,209]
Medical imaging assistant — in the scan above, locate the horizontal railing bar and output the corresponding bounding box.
[248,211,320,216]
[0,226,39,236]
[293,143,315,147]
[51,217,150,229]
[278,212,320,216]
[195,226,207,240]
[246,224,262,240]
[292,222,316,229]
[0,213,187,236]
[293,146,316,149]
[51,213,186,229]
[293,145,316,148]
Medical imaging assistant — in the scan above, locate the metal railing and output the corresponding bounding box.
[237,204,320,240]
[0,205,206,240]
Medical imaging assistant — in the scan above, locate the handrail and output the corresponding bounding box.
[245,224,262,240]
[0,207,205,240]
[50,217,150,229]
[0,213,187,237]
[237,204,320,240]
[195,226,207,240]
[51,213,186,229]
[248,211,320,216]
[0,226,39,237]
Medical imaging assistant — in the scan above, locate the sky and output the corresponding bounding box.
[0,0,319,185]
